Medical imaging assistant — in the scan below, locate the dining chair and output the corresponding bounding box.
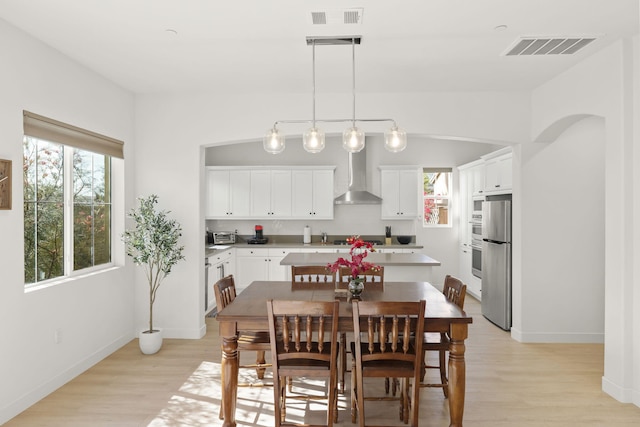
[267,299,340,427]
[213,275,272,419]
[291,265,336,290]
[337,265,385,394]
[420,274,467,397]
[337,266,384,291]
[350,300,426,426]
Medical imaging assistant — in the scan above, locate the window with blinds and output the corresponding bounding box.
[23,111,124,286]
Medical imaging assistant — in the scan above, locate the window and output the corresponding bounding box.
[23,111,123,285]
[423,168,452,227]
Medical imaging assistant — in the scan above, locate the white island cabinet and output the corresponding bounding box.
[379,166,420,220]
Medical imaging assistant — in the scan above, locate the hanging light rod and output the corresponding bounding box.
[263,35,407,155]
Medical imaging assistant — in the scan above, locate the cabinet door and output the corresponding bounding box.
[380,170,400,218]
[291,170,313,217]
[207,170,230,218]
[229,170,251,217]
[311,169,334,219]
[381,168,418,219]
[471,164,485,196]
[498,155,512,190]
[235,256,269,293]
[397,169,419,217]
[250,170,271,217]
[270,170,292,217]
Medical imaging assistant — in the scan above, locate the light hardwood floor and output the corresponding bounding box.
[6,297,640,426]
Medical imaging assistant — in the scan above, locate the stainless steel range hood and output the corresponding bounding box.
[334,145,382,205]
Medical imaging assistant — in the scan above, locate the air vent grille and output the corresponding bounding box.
[504,36,597,56]
[310,8,363,25]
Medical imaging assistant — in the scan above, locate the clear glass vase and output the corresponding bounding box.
[348,277,365,299]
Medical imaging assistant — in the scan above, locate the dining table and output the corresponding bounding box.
[215,280,473,427]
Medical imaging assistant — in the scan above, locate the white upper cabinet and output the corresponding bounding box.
[207,166,334,220]
[379,166,420,220]
[250,169,292,218]
[482,148,512,194]
[471,163,486,196]
[206,169,251,218]
[291,168,335,219]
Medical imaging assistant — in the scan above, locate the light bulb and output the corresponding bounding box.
[342,126,365,153]
[263,128,285,154]
[303,127,325,153]
[384,126,407,153]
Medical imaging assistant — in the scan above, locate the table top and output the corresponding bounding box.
[216,281,472,328]
[279,252,441,267]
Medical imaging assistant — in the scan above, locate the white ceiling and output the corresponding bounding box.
[0,0,637,95]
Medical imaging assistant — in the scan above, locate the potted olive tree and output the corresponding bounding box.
[122,194,185,354]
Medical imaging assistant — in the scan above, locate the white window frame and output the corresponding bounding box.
[23,111,124,288]
[422,167,453,228]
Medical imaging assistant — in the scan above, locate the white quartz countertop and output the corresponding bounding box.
[279,252,441,267]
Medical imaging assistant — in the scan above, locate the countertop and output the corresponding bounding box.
[205,242,423,257]
[279,252,441,267]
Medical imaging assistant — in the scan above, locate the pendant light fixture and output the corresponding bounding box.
[264,36,407,154]
[342,38,365,153]
[302,38,325,153]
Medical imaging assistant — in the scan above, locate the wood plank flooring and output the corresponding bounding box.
[6,297,640,426]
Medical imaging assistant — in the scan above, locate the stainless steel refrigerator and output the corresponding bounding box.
[481,198,512,330]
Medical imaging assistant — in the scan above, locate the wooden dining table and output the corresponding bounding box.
[215,280,473,427]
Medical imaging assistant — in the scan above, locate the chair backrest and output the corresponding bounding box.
[214,274,236,311]
[351,300,426,366]
[338,266,384,290]
[267,299,340,370]
[291,265,336,290]
[443,274,467,309]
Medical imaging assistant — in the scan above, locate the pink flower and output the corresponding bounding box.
[327,235,380,279]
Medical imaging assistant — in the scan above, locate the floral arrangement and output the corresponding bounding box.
[327,235,380,280]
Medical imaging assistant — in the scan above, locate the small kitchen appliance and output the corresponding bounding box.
[213,231,235,244]
[248,225,268,244]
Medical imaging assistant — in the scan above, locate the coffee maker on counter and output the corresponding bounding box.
[247,224,268,244]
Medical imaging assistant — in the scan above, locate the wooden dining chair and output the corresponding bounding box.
[351,300,426,426]
[420,274,467,397]
[267,299,340,427]
[337,266,384,291]
[213,275,272,419]
[291,265,336,290]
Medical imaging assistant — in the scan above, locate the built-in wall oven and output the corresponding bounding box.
[471,238,482,278]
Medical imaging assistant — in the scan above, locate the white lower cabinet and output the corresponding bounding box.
[235,248,294,290]
[206,249,234,313]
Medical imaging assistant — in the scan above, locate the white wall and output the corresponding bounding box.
[204,135,502,286]
[529,37,639,405]
[0,20,136,424]
[519,117,605,341]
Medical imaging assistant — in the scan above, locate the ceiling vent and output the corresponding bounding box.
[310,8,363,25]
[503,36,597,56]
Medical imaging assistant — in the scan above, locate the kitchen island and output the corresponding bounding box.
[280,252,441,282]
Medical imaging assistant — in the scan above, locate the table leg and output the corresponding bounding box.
[448,323,468,427]
[220,322,239,427]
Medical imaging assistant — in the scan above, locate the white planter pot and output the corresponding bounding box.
[139,329,163,355]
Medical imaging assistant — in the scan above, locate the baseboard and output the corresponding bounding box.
[511,327,604,343]
[0,334,132,425]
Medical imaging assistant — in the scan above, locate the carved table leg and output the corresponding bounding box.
[220,322,239,427]
[448,323,468,427]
